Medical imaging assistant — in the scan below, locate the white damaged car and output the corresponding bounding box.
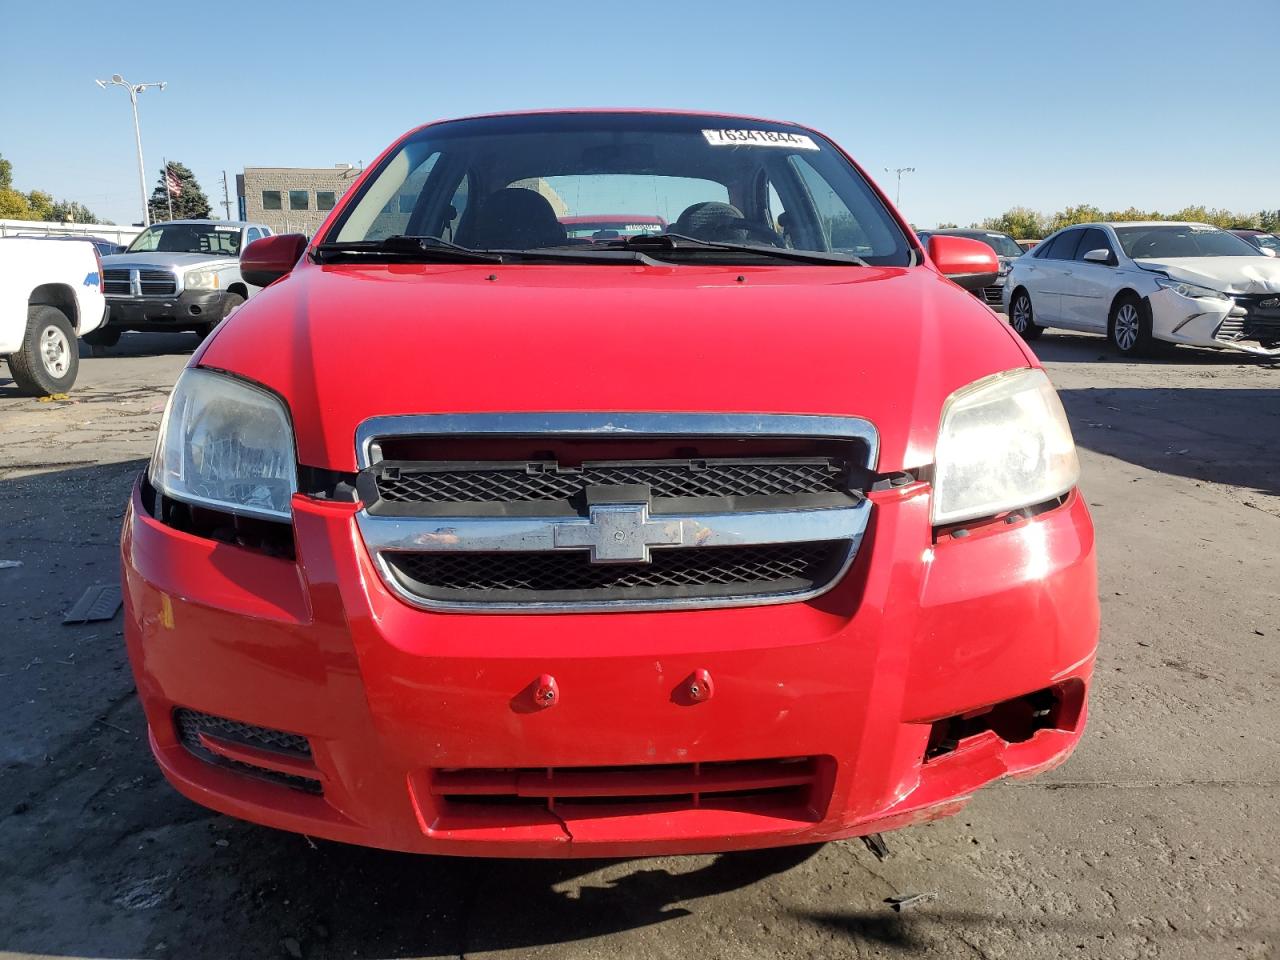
[1003,221,1280,357]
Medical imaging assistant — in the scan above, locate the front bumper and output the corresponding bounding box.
[121,478,1098,858]
[973,277,1006,312]
[105,290,230,330]
[1150,289,1280,356]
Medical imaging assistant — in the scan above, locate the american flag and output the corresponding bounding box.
[165,167,182,197]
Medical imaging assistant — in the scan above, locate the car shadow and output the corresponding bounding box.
[81,331,201,359]
[1030,330,1280,367]
[1058,386,1280,499]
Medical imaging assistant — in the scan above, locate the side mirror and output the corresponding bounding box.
[1260,247,1276,258]
[1082,248,1115,265]
[927,235,999,292]
[241,233,308,287]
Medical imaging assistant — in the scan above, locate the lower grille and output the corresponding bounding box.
[173,708,321,794]
[432,756,831,824]
[1216,316,1246,343]
[1228,295,1280,345]
[978,285,1003,305]
[385,541,846,606]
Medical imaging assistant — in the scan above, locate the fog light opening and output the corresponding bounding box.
[924,680,1084,762]
[188,304,203,316]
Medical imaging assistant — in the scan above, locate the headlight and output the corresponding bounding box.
[1155,276,1229,301]
[932,368,1079,526]
[150,368,296,520]
[184,268,220,290]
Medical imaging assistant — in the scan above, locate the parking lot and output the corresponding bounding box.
[1,331,1277,960]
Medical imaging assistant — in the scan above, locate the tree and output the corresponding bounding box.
[149,161,211,222]
[0,154,12,191]
[48,199,102,224]
[977,206,1047,239]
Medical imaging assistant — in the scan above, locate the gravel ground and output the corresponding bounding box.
[1,330,1277,960]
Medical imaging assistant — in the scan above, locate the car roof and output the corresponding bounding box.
[149,219,260,228]
[920,228,1015,236]
[440,107,803,128]
[1094,221,1215,229]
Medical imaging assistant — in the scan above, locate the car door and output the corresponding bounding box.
[1019,229,1082,325]
[1060,227,1118,331]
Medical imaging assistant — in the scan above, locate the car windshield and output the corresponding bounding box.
[126,223,242,256]
[327,113,912,265]
[945,230,1024,258]
[1114,225,1261,259]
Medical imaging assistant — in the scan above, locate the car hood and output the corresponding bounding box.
[198,262,1035,473]
[1136,256,1280,294]
[101,252,237,270]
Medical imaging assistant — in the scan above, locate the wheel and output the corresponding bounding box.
[83,327,121,348]
[1008,289,1044,341]
[1108,294,1153,356]
[7,305,79,396]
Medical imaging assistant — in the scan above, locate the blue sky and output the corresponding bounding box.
[2,0,1276,229]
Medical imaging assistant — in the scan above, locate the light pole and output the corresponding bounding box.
[95,74,166,227]
[883,167,915,209]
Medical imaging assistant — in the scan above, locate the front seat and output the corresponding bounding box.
[673,201,749,242]
[468,188,567,249]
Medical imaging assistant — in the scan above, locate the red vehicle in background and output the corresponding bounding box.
[122,110,1097,858]
[560,215,668,241]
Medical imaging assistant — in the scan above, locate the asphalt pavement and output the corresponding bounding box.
[1,330,1276,959]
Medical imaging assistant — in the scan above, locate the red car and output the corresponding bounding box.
[123,110,1097,858]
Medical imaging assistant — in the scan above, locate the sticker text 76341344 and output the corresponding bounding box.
[701,129,819,150]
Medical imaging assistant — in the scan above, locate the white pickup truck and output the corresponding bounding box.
[0,237,108,395]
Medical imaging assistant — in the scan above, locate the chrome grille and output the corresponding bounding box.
[103,268,131,295]
[354,413,876,613]
[139,269,177,296]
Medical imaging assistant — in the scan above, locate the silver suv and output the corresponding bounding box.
[92,220,273,345]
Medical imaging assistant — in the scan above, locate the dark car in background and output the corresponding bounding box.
[917,228,1024,312]
[1230,229,1280,257]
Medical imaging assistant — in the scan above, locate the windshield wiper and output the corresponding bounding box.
[314,235,503,264]
[606,232,870,266]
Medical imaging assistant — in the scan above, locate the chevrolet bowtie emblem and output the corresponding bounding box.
[553,502,684,564]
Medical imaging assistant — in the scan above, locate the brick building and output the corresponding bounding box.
[237,165,362,236]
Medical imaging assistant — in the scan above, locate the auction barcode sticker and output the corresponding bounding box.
[702,129,819,150]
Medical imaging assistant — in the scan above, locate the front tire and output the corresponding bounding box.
[1009,289,1044,341]
[7,305,79,396]
[1108,294,1154,356]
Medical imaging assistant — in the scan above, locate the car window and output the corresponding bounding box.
[246,227,263,244]
[1074,228,1113,261]
[329,113,912,265]
[1042,230,1082,261]
[126,223,242,256]
[360,151,442,241]
[1114,225,1261,259]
